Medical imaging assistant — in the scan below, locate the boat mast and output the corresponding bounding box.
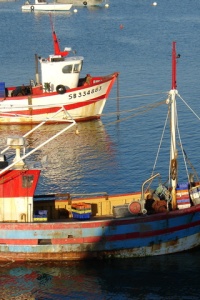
[35,54,39,84]
[171,41,177,90]
[170,41,178,210]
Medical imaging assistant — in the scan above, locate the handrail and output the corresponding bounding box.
[34,192,109,201]
[141,173,160,200]
[0,107,77,175]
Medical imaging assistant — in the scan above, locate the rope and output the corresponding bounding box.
[175,107,190,182]
[178,93,200,121]
[178,144,200,182]
[176,93,200,181]
[107,91,168,102]
[151,107,170,175]
[104,99,166,126]
[144,106,170,192]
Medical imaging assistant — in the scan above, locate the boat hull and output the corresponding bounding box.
[21,3,72,11]
[56,0,104,6]
[0,73,118,124]
[1,205,200,262]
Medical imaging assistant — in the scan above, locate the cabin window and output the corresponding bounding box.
[22,175,34,188]
[74,63,81,73]
[62,65,73,74]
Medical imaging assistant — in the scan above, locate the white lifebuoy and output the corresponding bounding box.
[31,5,34,11]
[56,85,66,94]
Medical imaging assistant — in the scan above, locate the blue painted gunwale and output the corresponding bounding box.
[0,204,200,260]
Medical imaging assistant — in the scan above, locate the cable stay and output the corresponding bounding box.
[103,99,166,125]
[107,91,168,102]
[177,93,200,121]
[148,91,200,191]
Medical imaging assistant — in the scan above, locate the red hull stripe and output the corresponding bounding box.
[0,239,37,245]
[1,219,200,245]
[0,205,199,230]
[0,96,105,117]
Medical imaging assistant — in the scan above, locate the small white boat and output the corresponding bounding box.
[21,0,72,11]
[56,0,104,6]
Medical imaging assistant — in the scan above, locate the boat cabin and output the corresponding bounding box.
[35,0,47,4]
[39,55,84,92]
[24,0,48,5]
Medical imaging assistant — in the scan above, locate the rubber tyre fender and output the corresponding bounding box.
[83,1,87,5]
[56,85,66,94]
[31,5,34,11]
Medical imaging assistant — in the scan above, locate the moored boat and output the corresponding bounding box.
[55,0,105,6]
[0,20,118,125]
[21,0,72,11]
[1,42,200,262]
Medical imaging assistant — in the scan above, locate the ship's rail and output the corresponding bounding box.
[0,106,77,174]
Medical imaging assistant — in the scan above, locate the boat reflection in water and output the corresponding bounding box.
[34,120,115,194]
[0,120,115,195]
[0,261,102,299]
[1,250,200,299]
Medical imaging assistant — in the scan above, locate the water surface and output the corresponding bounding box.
[1,0,200,298]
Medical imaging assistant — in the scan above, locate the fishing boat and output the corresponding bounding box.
[1,42,200,262]
[21,0,72,11]
[55,0,105,6]
[0,21,118,125]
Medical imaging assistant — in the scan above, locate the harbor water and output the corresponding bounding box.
[1,0,200,298]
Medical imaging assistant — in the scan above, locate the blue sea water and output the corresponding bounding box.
[1,0,200,298]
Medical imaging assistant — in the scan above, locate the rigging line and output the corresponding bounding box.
[175,107,190,181]
[178,93,200,120]
[151,108,170,176]
[168,100,171,185]
[107,91,168,101]
[145,107,170,193]
[104,100,165,126]
[177,142,200,182]
[102,100,166,117]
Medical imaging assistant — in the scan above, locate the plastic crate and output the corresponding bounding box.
[190,186,200,205]
[35,210,48,216]
[0,82,5,98]
[33,215,47,221]
[176,189,191,209]
[176,182,189,189]
[72,212,91,220]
